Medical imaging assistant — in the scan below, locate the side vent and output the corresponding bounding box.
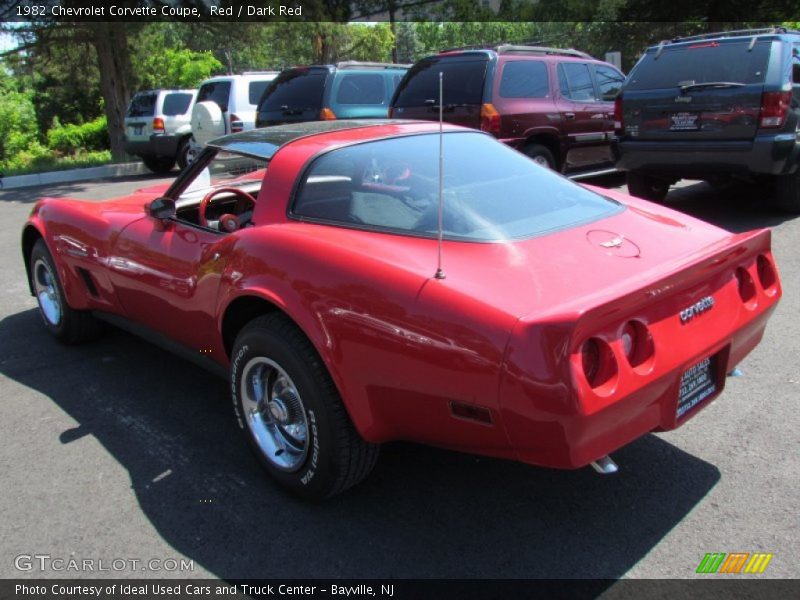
[76,268,99,297]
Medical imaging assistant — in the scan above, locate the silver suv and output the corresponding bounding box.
[190,72,279,155]
[123,89,196,173]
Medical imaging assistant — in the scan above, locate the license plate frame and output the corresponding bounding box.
[670,112,700,131]
[677,355,718,419]
[133,125,144,135]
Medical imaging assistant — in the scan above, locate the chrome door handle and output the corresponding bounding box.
[565,112,575,119]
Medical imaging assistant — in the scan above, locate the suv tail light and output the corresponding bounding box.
[152,117,165,133]
[759,91,791,128]
[320,107,337,120]
[230,114,244,133]
[613,95,624,134]
[480,103,501,135]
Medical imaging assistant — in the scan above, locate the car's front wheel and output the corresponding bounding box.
[523,143,556,170]
[30,239,101,343]
[231,314,379,500]
[627,171,670,202]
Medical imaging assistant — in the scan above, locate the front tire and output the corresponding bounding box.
[30,239,101,343]
[627,171,670,202]
[523,143,556,170]
[231,314,379,500]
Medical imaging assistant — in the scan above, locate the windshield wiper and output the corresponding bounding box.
[678,81,746,92]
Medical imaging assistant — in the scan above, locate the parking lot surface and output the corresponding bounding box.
[0,172,797,580]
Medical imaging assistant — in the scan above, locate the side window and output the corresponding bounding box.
[499,61,550,98]
[197,81,232,112]
[335,74,386,105]
[594,65,625,101]
[558,63,596,102]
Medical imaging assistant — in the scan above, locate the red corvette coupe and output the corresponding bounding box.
[22,120,781,499]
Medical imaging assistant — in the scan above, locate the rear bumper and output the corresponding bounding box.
[123,134,182,158]
[613,133,798,177]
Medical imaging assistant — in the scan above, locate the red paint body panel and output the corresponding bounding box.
[22,122,782,470]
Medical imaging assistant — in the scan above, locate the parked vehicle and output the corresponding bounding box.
[613,27,800,212]
[22,121,781,499]
[190,72,279,151]
[123,89,196,173]
[390,45,625,177]
[255,62,409,127]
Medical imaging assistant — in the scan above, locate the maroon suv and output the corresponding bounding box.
[390,45,625,176]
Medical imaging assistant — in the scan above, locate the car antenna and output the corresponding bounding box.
[434,71,446,280]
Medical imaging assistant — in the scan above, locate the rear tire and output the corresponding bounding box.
[523,144,556,170]
[30,239,102,344]
[231,314,379,500]
[627,171,670,202]
[773,170,800,214]
[176,138,190,170]
[142,156,175,174]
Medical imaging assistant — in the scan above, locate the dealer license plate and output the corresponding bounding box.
[670,112,700,131]
[677,356,717,418]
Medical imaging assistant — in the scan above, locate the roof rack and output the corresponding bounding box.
[496,45,593,59]
[241,70,280,75]
[666,27,799,44]
[335,61,411,70]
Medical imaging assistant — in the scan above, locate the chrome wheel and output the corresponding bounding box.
[241,357,309,472]
[32,258,62,326]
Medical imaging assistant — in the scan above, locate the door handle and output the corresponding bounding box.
[565,112,575,119]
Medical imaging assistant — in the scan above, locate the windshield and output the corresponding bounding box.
[627,40,771,90]
[292,132,621,242]
[178,151,268,202]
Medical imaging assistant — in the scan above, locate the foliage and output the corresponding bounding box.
[46,116,109,154]
[0,68,39,164]
[1,148,112,177]
[134,47,223,90]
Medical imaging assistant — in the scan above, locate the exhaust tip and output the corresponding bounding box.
[590,455,619,474]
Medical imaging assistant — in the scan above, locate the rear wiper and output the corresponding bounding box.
[678,81,746,92]
[426,102,475,111]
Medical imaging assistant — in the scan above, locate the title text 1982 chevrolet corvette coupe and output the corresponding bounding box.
[22,120,781,499]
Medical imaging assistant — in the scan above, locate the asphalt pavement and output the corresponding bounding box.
[0,172,797,582]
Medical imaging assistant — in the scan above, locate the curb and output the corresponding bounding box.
[0,161,149,190]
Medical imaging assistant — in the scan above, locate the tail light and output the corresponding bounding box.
[613,95,624,134]
[759,91,791,128]
[230,114,244,133]
[735,267,757,308]
[581,338,618,393]
[152,117,165,133]
[480,103,501,135]
[756,254,778,295]
[320,107,337,120]
[620,320,655,372]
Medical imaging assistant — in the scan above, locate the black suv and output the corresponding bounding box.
[613,27,800,212]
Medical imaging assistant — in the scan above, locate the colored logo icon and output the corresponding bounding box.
[696,552,773,574]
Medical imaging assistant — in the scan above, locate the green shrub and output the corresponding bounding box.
[0,146,111,176]
[46,116,110,154]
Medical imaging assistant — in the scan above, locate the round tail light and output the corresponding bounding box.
[621,320,655,373]
[756,254,777,295]
[735,267,757,309]
[581,338,618,393]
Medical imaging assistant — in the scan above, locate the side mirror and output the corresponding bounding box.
[146,197,176,221]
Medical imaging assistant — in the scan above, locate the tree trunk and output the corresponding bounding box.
[91,23,132,162]
[389,3,398,63]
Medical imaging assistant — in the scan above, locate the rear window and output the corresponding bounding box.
[162,92,193,116]
[499,61,550,98]
[197,81,232,111]
[260,70,327,112]
[335,73,385,105]
[127,92,157,117]
[393,56,488,107]
[292,132,620,242]
[627,40,771,90]
[248,80,272,105]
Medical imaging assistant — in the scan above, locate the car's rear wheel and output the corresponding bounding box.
[30,239,101,343]
[773,170,800,214]
[231,314,379,500]
[627,171,670,202]
[176,138,190,170]
[142,156,176,174]
[523,143,556,170]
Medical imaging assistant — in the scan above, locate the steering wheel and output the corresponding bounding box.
[198,187,256,229]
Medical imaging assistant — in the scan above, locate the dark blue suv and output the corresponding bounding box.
[613,27,800,213]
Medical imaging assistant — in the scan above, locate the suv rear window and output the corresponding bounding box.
[127,92,157,117]
[393,56,488,107]
[162,92,193,116]
[336,73,385,105]
[248,80,272,105]
[197,81,232,111]
[260,70,327,112]
[499,61,549,98]
[627,40,771,90]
